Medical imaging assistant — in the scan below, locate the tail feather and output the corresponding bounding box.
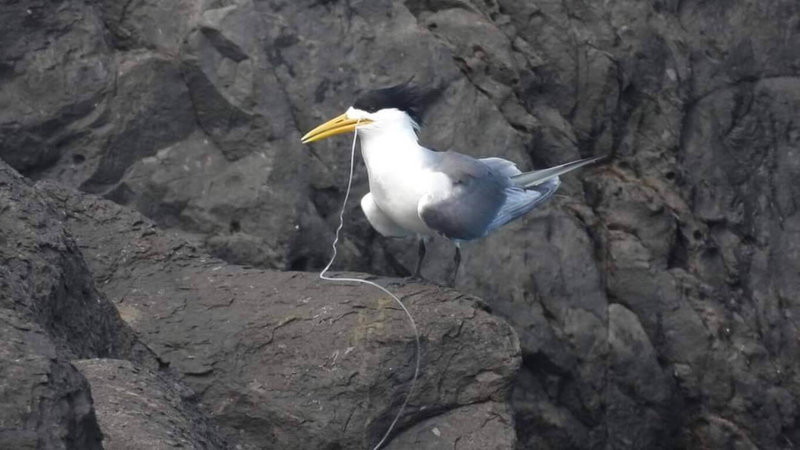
[512,155,605,188]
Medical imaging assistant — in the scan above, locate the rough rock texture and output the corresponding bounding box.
[0,159,230,449]
[42,181,521,449]
[384,402,516,450]
[73,359,229,449]
[0,163,143,361]
[3,0,800,448]
[0,319,102,450]
[0,160,139,449]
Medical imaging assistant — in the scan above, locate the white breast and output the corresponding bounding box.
[359,132,441,236]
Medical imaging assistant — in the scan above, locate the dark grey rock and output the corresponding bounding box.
[0,159,225,449]
[384,402,516,449]
[0,161,145,362]
[73,359,230,450]
[512,367,594,449]
[606,304,674,449]
[181,0,281,162]
[42,182,522,449]
[0,0,112,176]
[0,159,149,449]
[77,53,196,194]
[93,0,200,52]
[0,318,102,450]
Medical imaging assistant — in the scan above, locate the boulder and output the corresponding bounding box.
[0,160,143,449]
[0,320,102,450]
[73,359,229,449]
[41,181,521,448]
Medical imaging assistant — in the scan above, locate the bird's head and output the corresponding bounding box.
[301,82,432,144]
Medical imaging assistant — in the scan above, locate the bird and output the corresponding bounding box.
[301,82,603,286]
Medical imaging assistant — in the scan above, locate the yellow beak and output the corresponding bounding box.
[301,113,372,144]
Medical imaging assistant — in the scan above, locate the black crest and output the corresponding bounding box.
[353,82,438,125]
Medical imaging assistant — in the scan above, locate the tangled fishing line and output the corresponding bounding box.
[318,122,421,450]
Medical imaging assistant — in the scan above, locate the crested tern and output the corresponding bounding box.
[302,83,602,285]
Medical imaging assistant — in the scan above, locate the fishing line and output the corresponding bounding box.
[318,121,421,450]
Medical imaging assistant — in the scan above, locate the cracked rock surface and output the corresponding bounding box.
[3,0,800,448]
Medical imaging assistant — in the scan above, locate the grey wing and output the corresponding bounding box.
[418,151,509,240]
[511,155,604,188]
[479,157,522,178]
[484,177,561,233]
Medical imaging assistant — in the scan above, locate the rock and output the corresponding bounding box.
[0,161,145,362]
[93,0,200,52]
[384,402,516,449]
[512,368,594,449]
[2,150,520,448]
[182,0,293,162]
[606,304,674,449]
[77,53,196,194]
[41,181,522,449]
[1,159,225,449]
[73,359,229,449]
[0,319,102,450]
[0,0,112,176]
[0,159,150,449]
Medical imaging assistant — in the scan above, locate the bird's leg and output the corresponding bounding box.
[449,242,461,288]
[412,237,426,279]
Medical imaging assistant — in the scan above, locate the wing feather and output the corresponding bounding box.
[417,151,573,240]
[418,152,508,240]
[485,178,560,233]
[512,155,604,188]
[479,157,522,178]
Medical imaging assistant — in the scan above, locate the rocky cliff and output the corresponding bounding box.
[2,0,800,448]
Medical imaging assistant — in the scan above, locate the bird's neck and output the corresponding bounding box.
[358,125,431,170]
